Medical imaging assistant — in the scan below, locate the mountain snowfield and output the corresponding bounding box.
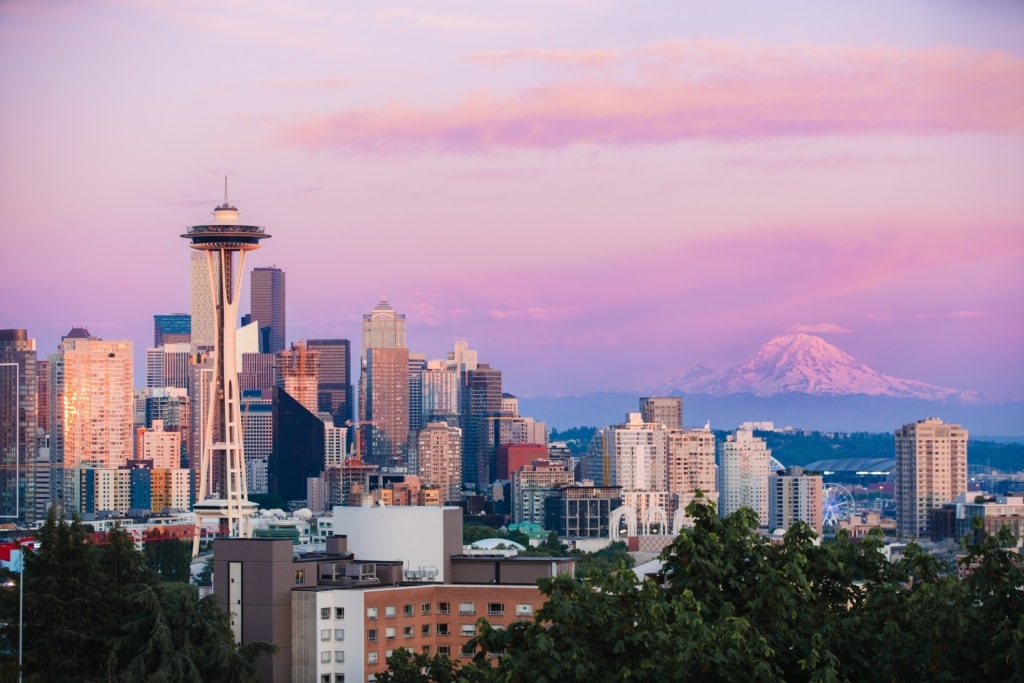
[671,333,978,402]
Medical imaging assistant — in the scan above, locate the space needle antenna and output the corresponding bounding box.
[223,174,229,207]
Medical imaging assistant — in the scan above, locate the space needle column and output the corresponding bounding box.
[182,184,270,557]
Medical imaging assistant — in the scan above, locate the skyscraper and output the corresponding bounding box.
[717,428,770,523]
[250,266,286,353]
[769,466,823,535]
[461,363,502,490]
[895,418,968,538]
[639,397,683,430]
[307,339,352,425]
[49,327,134,512]
[666,425,718,527]
[153,314,191,347]
[361,297,406,363]
[365,347,410,469]
[416,421,462,504]
[275,341,319,414]
[190,252,217,350]
[0,329,38,520]
[182,188,270,554]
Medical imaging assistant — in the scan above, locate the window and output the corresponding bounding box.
[385,650,393,659]
[322,675,331,683]
[403,626,414,638]
[515,604,534,616]
[367,652,378,665]
[437,623,449,635]
[460,624,476,636]
[335,675,345,683]
[384,627,396,640]
[335,607,345,619]
[367,629,377,642]
[334,651,345,663]
[420,602,432,615]
[321,651,331,663]
[403,604,414,617]
[458,602,475,615]
[321,629,331,641]
[421,624,431,636]
[295,569,306,585]
[487,603,504,616]
[437,645,451,657]
[460,643,475,657]
[384,605,396,618]
[421,646,431,655]
[437,602,450,615]
[321,607,331,620]
[335,629,345,641]
[367,607,378,620]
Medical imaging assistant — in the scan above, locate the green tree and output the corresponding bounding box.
[143,528,193,582]
[0,508,273,682]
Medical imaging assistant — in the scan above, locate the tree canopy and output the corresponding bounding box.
[392,498,1024,682]
[0,508,274,682]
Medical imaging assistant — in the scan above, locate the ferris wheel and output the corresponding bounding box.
[822,483,855,528]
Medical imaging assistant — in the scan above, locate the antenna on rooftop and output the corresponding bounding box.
[223,174,229,207]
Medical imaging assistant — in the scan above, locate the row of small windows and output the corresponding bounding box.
[366,602,518,619]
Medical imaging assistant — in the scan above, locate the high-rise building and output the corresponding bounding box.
[512,459,573,525]
[269,387,326,501]
[190,252,217,350]
[182,189,269,554]
[275,341,320,414]
[717,428,770,524]
[666,425,718,527]
[640,397,683,430]
[416,421,462,503]
[145,342,192,389]
[361,297,406,364]
[138,419,182,469]
[241,390,273,495]
[895,417,968,538]
[461,363,502,490]
[153,314,191,347]
[240,352,276,392]
[144,387,190,468]
[250,266,286,353]
[49,327,134,512]
[421,358,460,425]
[769,466,823,535]
[307,339,352,426]
[0,329,38,520]
[364,347,410,469]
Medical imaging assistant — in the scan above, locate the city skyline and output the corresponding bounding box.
[1,1,1022,400]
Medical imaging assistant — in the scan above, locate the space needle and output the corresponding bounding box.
[182,180,270,557]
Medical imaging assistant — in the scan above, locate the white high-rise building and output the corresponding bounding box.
[666,426,718,527]
[717,428,770,524]
[416,421,463,503]
[769,466,823,535]
[190,251,217,350]
[895,418,968,538]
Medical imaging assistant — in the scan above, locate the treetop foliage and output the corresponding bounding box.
[0,508,274,682]
[394,497,1024,682]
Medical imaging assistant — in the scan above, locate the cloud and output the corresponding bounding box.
[466,48,619,68]
[488,307,573,320]
[277,42,1024,153]
[787,323,854,334]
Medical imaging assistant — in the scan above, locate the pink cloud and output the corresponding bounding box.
[277,43,1024,152]
[466,48,620,68]
[787,323,854,334]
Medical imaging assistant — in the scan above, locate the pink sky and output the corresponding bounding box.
[1,0,1022,399]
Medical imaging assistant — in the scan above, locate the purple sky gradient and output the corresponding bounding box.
[1,1,1022,399]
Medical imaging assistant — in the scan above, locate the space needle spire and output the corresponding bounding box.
[181,184,271,557]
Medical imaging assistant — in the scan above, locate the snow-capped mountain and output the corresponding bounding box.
[673,333,971,401]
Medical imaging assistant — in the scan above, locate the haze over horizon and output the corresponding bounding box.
[2,1,1022,400]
